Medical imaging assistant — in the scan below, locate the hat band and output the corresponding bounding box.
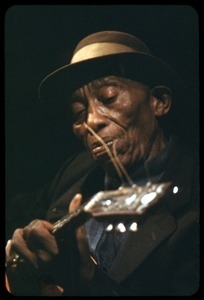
[71,42,137,64]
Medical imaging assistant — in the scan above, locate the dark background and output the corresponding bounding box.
[5,4,199,198]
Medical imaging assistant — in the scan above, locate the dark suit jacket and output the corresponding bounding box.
[6,137,199,296]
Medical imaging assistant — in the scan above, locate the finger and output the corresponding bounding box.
[7,228,39,269]
[5,239,12,260]
[69,193,83,213]
[76,226,94,282]
[23,220,59,257]
[26,219,54,233]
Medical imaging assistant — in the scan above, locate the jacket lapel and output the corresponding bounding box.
[107,138,197,284]
[107,211,176,284]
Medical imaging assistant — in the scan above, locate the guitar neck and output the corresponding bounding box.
[51,181,172,236]
[52,202,89,235]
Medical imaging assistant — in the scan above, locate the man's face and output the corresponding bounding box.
[70,76,162,171]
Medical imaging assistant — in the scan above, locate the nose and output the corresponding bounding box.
[86,105,107,133]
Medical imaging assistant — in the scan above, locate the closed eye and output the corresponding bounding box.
[72,109,86,124]
[99,96,117,105]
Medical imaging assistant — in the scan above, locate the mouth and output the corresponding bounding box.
[91,139,114,156]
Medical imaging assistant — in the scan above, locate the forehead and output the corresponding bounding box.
[71,76,126,100]
[71,76,148,99]
[90,76,127,88]
[71,76,125,97]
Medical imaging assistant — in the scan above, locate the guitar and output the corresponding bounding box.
[6,181,172,295]
[6,180,173,296]
[52,180,172,234]
[6,125,173,294]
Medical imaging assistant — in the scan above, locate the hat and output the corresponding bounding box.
[38,31,184,117]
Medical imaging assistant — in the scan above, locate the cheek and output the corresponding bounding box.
[111,90,150,128]
[120,104,156,148]
[72,125,79,136]
[108,103,137,129]
[114,103,142,130]
[73,125,89,150]
[73,125,86,142]
[126,98,155,128]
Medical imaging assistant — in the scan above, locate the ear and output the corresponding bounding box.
[150,86,172,116]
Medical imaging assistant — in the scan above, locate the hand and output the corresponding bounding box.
[5,193,84,295]
[5,218,59,295]
[69,193,95,289]
[6,219,58,270]
[5,193,83,270]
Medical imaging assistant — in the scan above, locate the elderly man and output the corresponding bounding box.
[5,31,199,296]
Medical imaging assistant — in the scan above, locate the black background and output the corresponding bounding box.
[5,4,199,198]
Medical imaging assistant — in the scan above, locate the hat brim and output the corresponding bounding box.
[38,52,184,118]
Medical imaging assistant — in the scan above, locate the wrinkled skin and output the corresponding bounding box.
[5,76,172,295]
[71,76,171,176]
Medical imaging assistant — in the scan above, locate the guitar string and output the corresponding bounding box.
[52,123,154,233]
[52,123,136,233]
[84,123,134,186]
[112,140,135,187]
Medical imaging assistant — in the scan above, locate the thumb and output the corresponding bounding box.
[69,193,83,213]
